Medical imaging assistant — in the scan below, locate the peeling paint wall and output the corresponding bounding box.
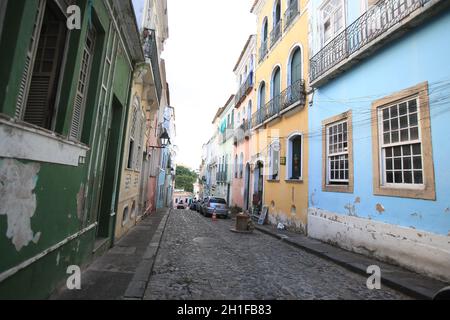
[308,208,450,282]
[0,159,41,251]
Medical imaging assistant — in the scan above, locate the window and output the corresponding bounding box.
[372,82,435,200]
[321,0,344,45]
[322,111,353,193]
[239,153,244,179]
[16,1,68,130]
[268,141,280,180]
[127,99,139,169]
[287,134,302,180]
[288,46,302,86]
[234,155,238,178]
[70,26,96,140]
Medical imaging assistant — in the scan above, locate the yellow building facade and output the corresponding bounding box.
[250,0,309,232]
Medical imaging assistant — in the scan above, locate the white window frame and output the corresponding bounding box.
[286,133,303,181]
[377,97,424,190]
[326,120,349,185]
[319,0,346,46]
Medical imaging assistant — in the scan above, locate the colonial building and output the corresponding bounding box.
[0,0,143,298]
[115,0,170,238]
[216,95,236,204]
[250,0,308,231]
[308,0,450,282]
[231,35,256,211]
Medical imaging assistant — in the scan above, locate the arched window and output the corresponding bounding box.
[273,0,281,27]
[271,67,281,114]
[258,82,266,109]
[288,46,302,86]
[286,133,303,180]
[262,18,268,43]
[239,153,244,178]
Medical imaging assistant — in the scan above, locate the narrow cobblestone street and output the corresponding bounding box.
[144,209,410,300]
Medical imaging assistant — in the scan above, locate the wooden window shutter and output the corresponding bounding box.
[70,27,96,140]
[15,0,46,119]
[24,5,67,129]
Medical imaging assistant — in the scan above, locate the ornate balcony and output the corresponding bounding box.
[310,0,435,86]
[233,120,251,145]
[284,0,299,31]
[270,20,283,48]
[235,71,254,107]
[252,79,306,129]
[142,28,162,103]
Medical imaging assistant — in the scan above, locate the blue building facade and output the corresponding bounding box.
[307,0,450,282]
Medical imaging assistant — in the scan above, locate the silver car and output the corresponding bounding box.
[201,197,229,218]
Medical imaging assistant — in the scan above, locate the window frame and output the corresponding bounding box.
[319,0,346,47]
[286,132,304,181]
[371,82,435,200]
[322,111,354,193]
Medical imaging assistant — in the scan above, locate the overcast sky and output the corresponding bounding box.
[133,0,256,170]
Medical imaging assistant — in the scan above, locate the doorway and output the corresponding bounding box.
[96,96,123,239]
[244,163,251,211]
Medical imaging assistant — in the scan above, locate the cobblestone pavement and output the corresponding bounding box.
[145,209,411,300]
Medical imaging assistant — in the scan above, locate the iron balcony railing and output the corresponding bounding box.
[233,120,251,145]
[259,40,268,63]
[142,28,162,102]
[252,79,306,129]
[235,71,254,107]
[270,20,283,48]
[310,0,431,83]
[284,0,299,31]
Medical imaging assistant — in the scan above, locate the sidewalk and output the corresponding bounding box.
[50,208,170,300]
[254,223,448,300]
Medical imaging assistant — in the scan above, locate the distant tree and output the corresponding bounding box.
[175,165,197,193]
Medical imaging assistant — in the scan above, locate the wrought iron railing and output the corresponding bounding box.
[235,71,254,107]
[270,20,283,48]
[234,120,251,145]
[310,0,431,82]
[284,0,299,31]
[252,79,306,128]
[259,40,268,63]
[142,28,162,103]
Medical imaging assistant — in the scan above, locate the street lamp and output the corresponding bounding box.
[149,130,170,149]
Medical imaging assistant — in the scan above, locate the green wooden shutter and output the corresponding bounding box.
[24,6,66,129]
[70,27,96,140]
[15,0,45,119]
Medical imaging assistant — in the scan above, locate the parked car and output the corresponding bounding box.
[200,197,229,218]
[176,199,188,210]
[189,200,197,211]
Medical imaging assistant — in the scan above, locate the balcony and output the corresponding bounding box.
[284,0,299,31]
[259,41,268,63]
[233,120,251,145]
[142,28,162,103]
[310,0,438,86]
[235,71,254,107]
[270,20,283,48]
[252,79,306,129]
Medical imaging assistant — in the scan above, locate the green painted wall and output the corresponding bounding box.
[0,0,138,299]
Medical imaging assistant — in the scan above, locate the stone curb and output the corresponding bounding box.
[123,208,171,300]
[254,225,447,300]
